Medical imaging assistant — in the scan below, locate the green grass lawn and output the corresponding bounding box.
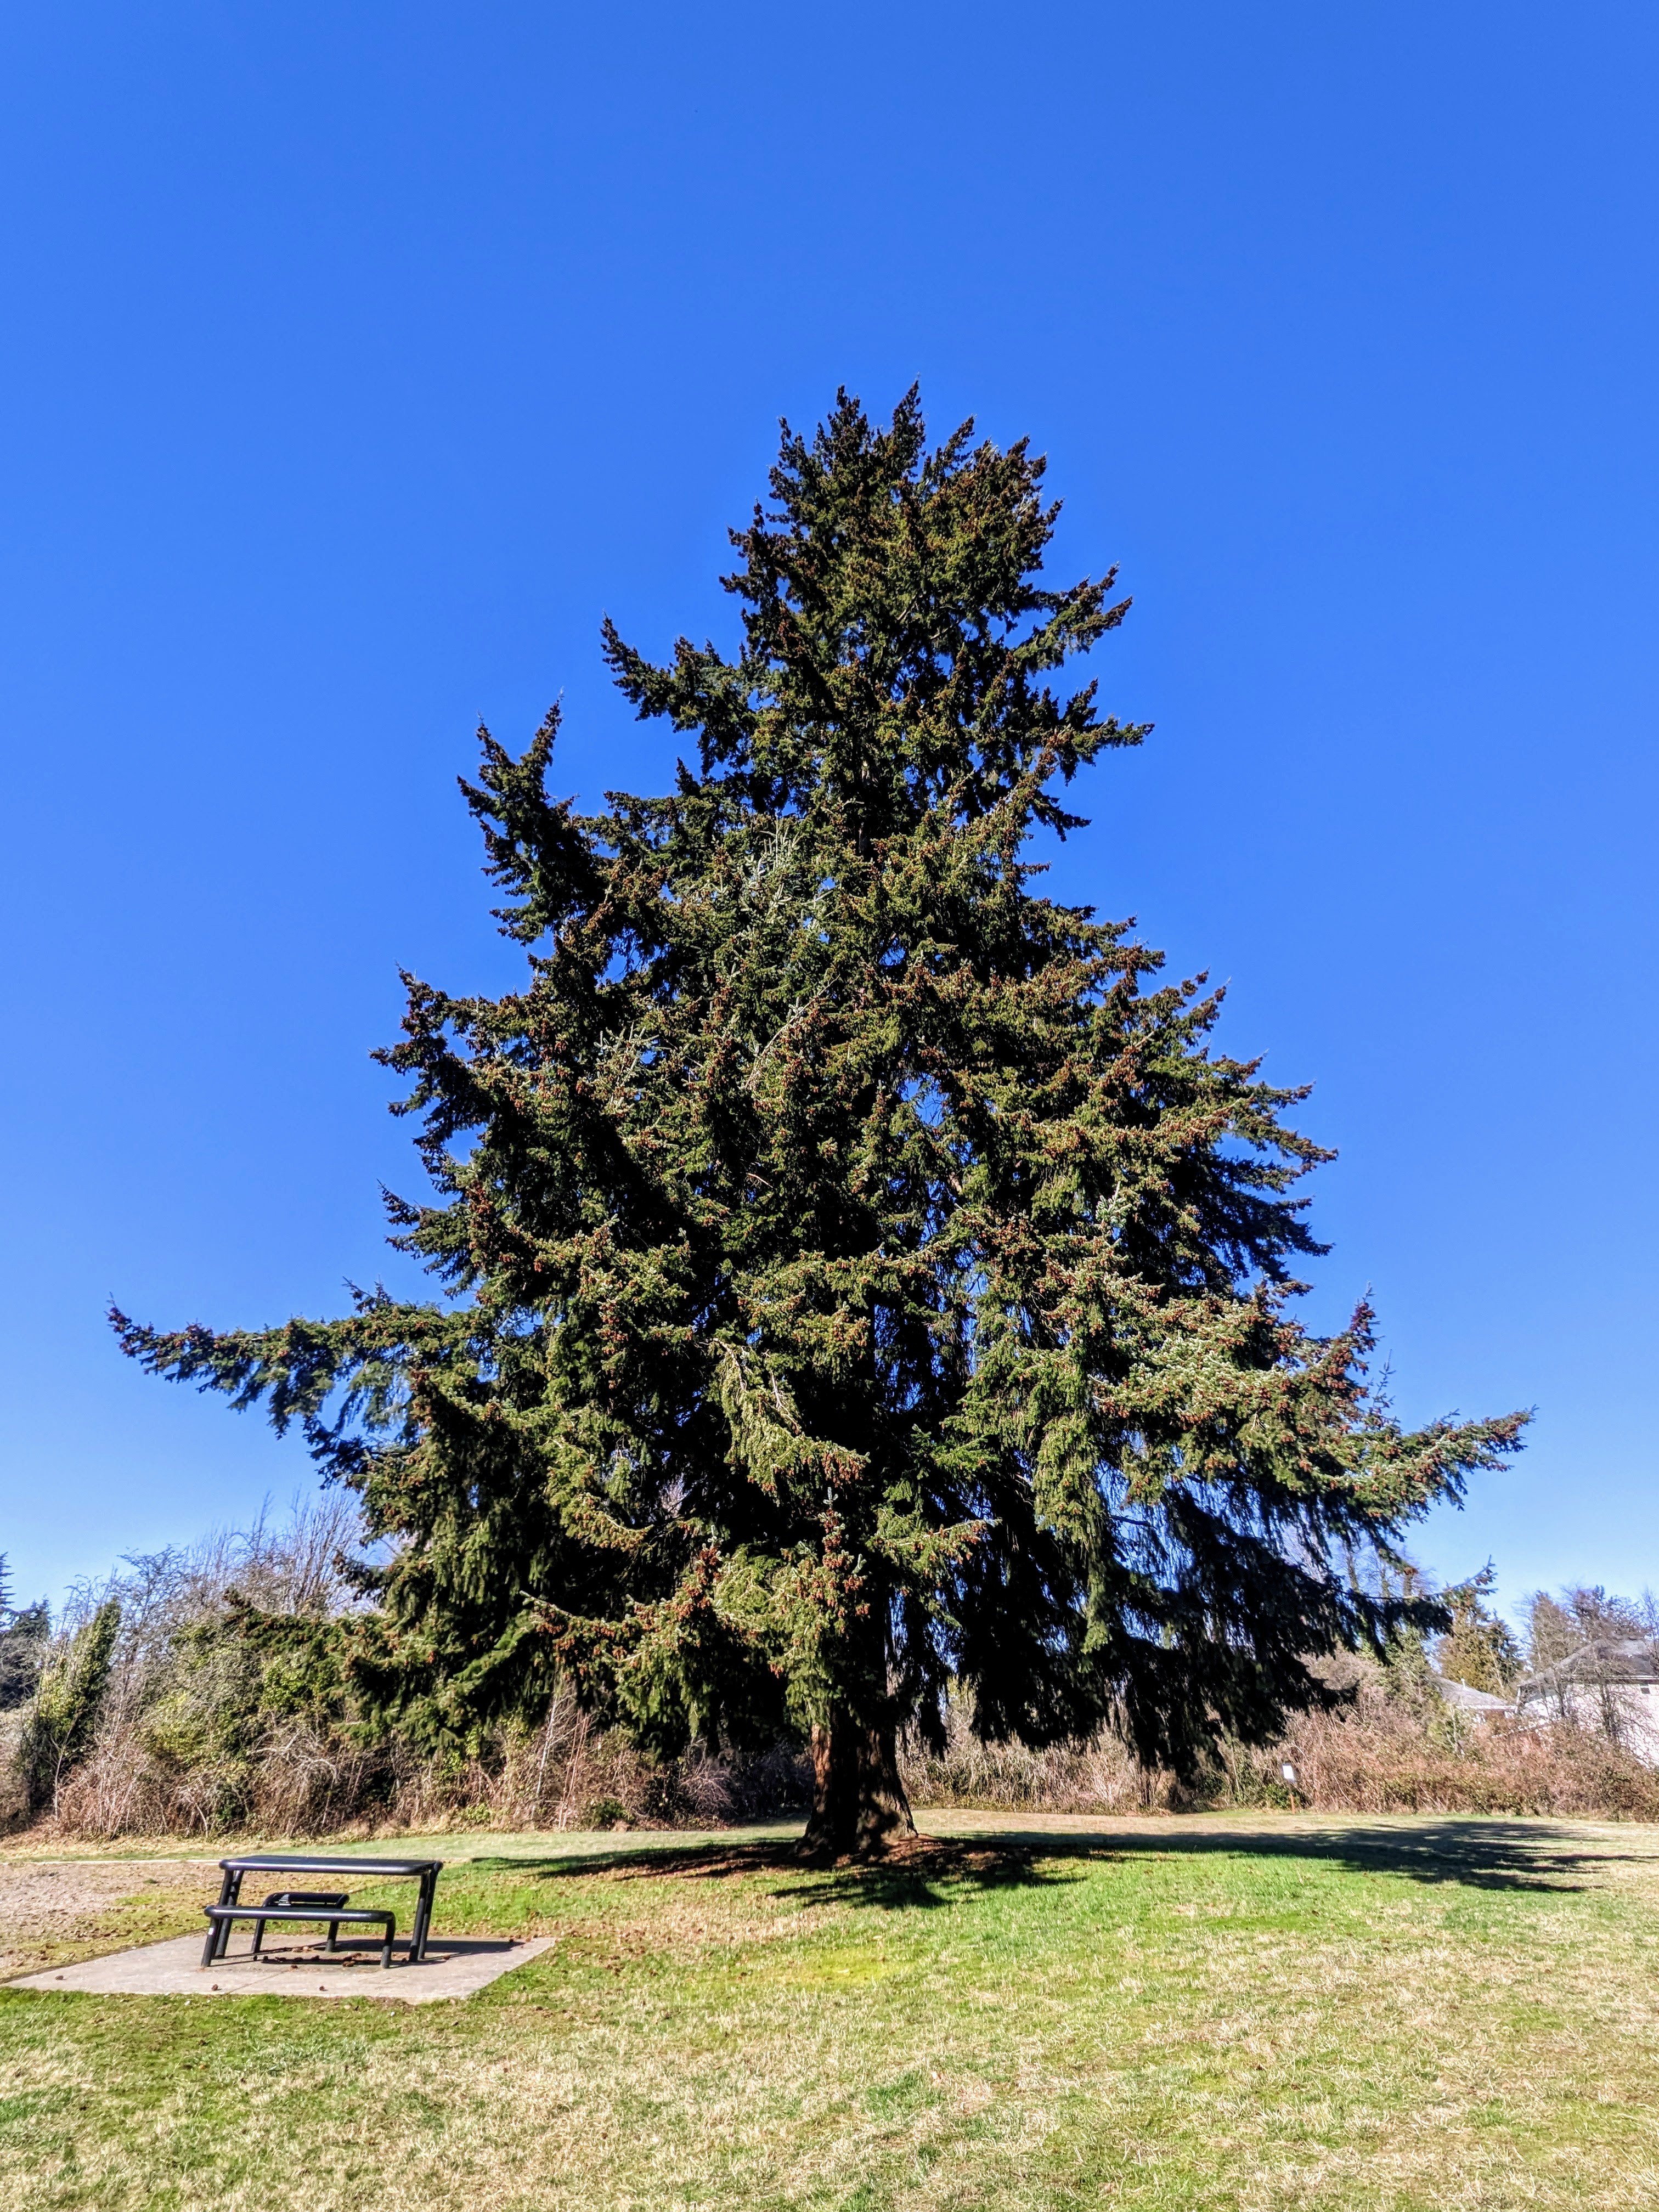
[3,1810,1658,2210]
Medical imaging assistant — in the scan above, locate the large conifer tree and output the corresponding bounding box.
[117,393,1526,1853]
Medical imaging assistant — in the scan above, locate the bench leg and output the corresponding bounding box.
[327,1920,340,1952]
[380,1919,393,1968]
[213,1872,242,1960]
[201,1923,219,1970]
[251,1917,265,1959]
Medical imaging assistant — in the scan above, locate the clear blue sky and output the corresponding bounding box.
[2,3,1654,1623]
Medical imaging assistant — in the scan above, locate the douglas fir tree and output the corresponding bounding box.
[117,392,1527,1854]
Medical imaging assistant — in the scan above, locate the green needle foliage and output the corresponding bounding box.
[1432,1562,1524,1695]
[0,1556,48,1715]
[115,391,1527,1854]
[20,1597,119,1813]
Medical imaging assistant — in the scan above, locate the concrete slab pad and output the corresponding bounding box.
[7,1931,555,2004]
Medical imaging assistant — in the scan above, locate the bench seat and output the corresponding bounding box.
[201,1901,397,1970]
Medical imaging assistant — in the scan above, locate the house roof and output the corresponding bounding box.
[1434,1675,1514,1714]
[1515,1638,1659,1705]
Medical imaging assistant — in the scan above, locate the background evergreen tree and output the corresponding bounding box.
[116,392,1527,1854]
[20,1598,119,1814]
[1431,1564,1522,1695]
[0,1558,49,1714]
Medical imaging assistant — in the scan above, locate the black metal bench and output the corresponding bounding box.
[204,1854,445,1970]
[201,1889,397,1969]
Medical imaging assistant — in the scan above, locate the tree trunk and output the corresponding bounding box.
[800,1713,916,1858]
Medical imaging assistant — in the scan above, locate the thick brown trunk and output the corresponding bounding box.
[799,1713,915,1858]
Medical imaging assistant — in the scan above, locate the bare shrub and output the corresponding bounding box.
[901,1696,1178,1815]
[31,1494,385,1841]
[17,1497,812,1842]
[404,1700,811,1836]
[1261,1655,1659,1818]
[900,1657,1659,1822]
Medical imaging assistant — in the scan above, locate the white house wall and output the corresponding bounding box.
[1523,1683,1659,1767]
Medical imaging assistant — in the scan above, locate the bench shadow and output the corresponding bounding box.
[210,1933,528,1961]
[408,1937,527,1956]
[467,1814,1644,1908]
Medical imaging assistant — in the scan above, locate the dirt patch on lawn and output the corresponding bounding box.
[0,1857,216,1980]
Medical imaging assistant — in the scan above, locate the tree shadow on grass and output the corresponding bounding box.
[913,1816,1636,1895]
[470,1814,1646,1908]
[469,1834,1059,1911]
